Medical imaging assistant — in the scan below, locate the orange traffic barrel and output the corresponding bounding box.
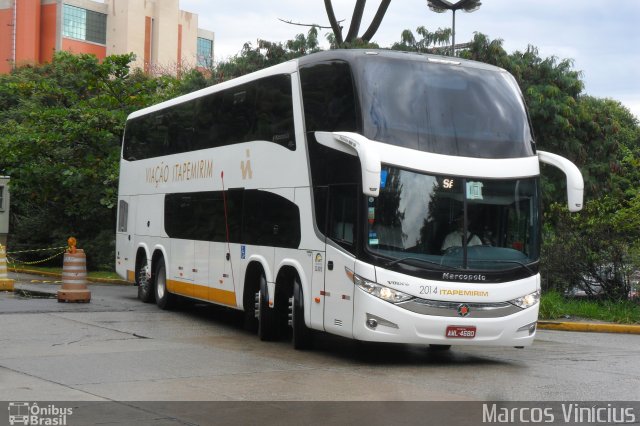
[0,244,14,291]
[57,249,91,303]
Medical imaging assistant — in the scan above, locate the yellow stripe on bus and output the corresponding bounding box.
[167,279,237,307]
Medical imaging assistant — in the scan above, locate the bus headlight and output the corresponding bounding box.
[348,270,413,303]
[509,290,540,309]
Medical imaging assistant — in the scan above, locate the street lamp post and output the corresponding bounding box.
[426,0,482,56]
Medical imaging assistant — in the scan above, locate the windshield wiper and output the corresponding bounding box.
[384,256,460,270]
[467,259,536,275]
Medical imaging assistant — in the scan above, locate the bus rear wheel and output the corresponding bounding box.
[136,258,154,303]
[291,277,313,350]
[257,273,278,341]
[154,257,175,310]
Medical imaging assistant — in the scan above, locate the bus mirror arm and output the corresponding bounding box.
[537,150,584,212]
[314,131,381,197]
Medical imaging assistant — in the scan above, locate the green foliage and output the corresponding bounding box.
[540,290,640,324]
[211,27,321,84]
[541,199,638,300]
[0,51,182,269]
[391,26,451,53]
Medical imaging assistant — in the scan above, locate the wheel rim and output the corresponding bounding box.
[156,265,166,300]
[257,274,267,319]
[255,290,261,319]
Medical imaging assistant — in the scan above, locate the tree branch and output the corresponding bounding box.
[361,0,391,42]
[278,18,340,30]
[345,0,366,43]
[324,0,344,45]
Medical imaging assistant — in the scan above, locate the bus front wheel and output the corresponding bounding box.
[291,277,313,350]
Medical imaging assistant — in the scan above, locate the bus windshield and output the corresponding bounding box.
[355,57,534,158]
[367,165,540,272]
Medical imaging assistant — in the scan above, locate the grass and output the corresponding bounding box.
[9,264,122,281]
[540,290,640,324]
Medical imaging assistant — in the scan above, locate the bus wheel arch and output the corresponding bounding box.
[135,248,153,303]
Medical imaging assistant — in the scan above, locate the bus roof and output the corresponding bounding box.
[127,49,506,121]
[296,49,504,73]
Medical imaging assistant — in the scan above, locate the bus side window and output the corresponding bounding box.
[118,200,128,232]
[242,190,301,248]
[327,184,358,253]
[313,186,328,237]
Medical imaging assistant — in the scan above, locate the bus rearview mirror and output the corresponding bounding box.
[538,150,584,212]
[315,131,381,197]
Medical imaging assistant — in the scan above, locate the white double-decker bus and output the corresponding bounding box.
[116,50,583,349]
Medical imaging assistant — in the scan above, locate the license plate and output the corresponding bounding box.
[445,325,476,339]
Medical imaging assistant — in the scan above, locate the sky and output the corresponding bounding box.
[180,0,640,119]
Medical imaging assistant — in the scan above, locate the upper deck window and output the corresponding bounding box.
[123,74,295,161]
[354,57,534,158]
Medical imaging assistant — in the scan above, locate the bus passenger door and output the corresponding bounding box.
[210,241,237,305]
[116,196,136,281]
[208,189,241,306]
[170,239,194,297]
[193,241,209,300]
[323,185,357,338]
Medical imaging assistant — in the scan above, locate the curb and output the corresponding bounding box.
[10,268,130,285]
[538,321,640,335]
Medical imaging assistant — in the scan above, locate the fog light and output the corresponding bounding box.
[517,321,537,335]
[365,313,399,330]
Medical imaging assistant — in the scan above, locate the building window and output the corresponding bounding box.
[63,4,107,45]
[0,186,4,210]
[197,37,213,68]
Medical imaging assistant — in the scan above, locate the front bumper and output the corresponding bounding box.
[352,287,539,347]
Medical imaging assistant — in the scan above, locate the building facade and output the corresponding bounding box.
[0,0,214,75]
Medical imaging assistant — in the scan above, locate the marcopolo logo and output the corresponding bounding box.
[7,402,73,426]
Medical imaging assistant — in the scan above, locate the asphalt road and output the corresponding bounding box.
[1,273,639,424]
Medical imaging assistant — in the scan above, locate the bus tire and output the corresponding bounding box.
[243,304,258,333]
[154,257,175,310]
[292,277,313,350]
[136,257,154,303]
[257,273,278,341]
